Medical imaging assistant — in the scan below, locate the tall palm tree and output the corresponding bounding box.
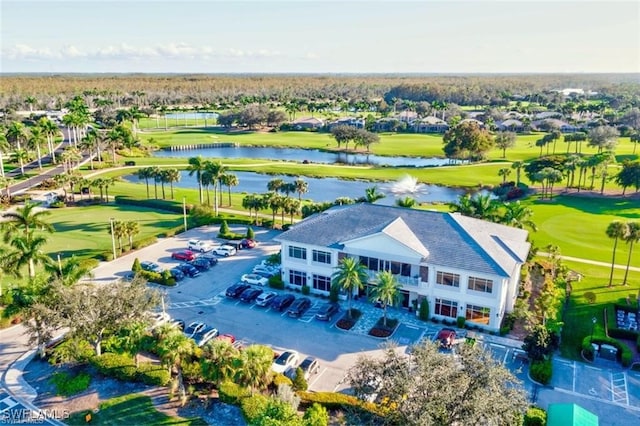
[136,167,153,199]
[220,173,238,206]
[156,328,195,403]
[293,178,308,201]
[187,156,206,204]
[622,222,640,286]
[332,257,368,319]
[606,221,628,287]
[369,271,402,327]
[238,344,273,394]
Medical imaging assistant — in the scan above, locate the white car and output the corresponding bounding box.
[272,350,300,374]
[188,239,213,253]
[241,273,269,286]
[213,245,237,257]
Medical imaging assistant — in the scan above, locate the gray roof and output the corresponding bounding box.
[276,204,530,277]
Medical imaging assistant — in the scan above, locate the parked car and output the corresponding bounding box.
[239,287,263,303]
[188,239,214,253]
[169,267,185,281]
[241,273,269,286]
[171,250,196,261]
[315,303,340,321]
[255,291,277,307]
[434,328,457,349]
[183,321,205,338]
[188,258,211,272]
[287,297,312,318]
[194,326,219,347]
[176,263,200,277]
[225,282,251,298]
[270,294,296,312]
[298,356,321,380]
[215,333,236,344]
[197,253,219,267]
[240,238,257,249]
[140,261,163,274]
[272,350,300,374]
[213,245,237,257]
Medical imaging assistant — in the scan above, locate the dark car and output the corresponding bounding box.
[226,282,251,298]
[240,238,257,249]
[197,253,219,267]
[271,294,296,312]
[239,287,263,303]
[176,263,200,277]
[189,258,211,272]
[169,267,185,281]
[171,250,196,261]
[287,297,312,317]
[315,303,340,321]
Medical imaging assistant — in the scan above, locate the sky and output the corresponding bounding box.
[1,0,639,74]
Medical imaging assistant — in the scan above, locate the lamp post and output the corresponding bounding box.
[590,316,597,342]
[183,197,188,231]
[109,217,117,260]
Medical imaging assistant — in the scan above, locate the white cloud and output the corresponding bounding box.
[1,43,299,62]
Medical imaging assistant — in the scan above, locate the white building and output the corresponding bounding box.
[275,204,530,332]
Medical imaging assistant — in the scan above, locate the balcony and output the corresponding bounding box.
[366,270,420,286]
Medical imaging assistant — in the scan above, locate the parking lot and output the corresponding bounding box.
[88,224,640,418]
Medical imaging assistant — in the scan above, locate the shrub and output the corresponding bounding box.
[240,394,269,423]
[218,381,250,404]
[292,367,308,391]
[530,359,552,385]
[136,363,171,386]
[49,371,91,397]
[91,353,137,381]
[301,285,310,295]
[524,407,547,426]
[456,316,466,329]
[132,258,142,272]
[418,299,429,321]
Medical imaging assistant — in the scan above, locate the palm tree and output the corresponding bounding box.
[238,344,273,394]
[622,222,640,286]
[136,167,153,199]
[201,339,240,386]
[364,186,385,203]
[369,271,402,327]
[156,327,195,404]
[220,173,238,206]
[332,257,368,319]
[187,156,206,204]
[293,178,308,201]
[164,168,181,199]
[606,221,628,287]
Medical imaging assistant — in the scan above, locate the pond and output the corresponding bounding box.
[154,146,460,167]
[123,172,468,205]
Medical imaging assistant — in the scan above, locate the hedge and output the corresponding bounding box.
[530,359,552,385]
[219,381,251,404]
[297,391,385,418]
[581,336,634,367]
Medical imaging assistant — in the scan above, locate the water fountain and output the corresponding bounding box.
[384,175,430,196]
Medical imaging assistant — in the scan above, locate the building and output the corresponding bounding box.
[275,204,530,332]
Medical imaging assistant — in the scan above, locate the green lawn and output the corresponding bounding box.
[45,204,183,259]
[559,260,640,360]
[66,394,207,425]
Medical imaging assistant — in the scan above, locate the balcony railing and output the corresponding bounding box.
[366,270,420,286]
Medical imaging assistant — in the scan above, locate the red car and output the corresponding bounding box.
[171,250,196,261]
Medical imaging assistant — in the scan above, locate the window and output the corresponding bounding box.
[288,246,306,260]
[436,271,460,288]
[466,304,491,324]
[468,276,493,293]
[435,298,458,318]
[312,250,331,264]
[313,274,332,292]
[289,270,307,287]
